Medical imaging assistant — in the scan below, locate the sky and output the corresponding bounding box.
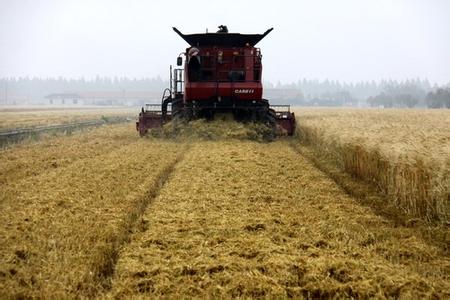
[0,0,449,84]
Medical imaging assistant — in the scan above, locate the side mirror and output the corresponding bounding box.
[177,57,182,66]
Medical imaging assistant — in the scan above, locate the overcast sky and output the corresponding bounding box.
[0,0,449,84]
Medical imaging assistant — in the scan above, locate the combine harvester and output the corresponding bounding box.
[137,25,295,137]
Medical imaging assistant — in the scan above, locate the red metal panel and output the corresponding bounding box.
[244,48,253,81]
[185,82,262,101]
[231,82,262,100]
[276,112,296,136]
[184,45,263,102]
[136,112,172,136]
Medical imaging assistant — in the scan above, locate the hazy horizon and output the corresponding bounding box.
[1,0,449,85]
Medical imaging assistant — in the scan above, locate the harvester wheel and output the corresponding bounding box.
[256,100,277,140]
[139,129,147,137]
[184,103,194,121]
[171,99,184,122]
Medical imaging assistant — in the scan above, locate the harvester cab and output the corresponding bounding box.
[136,26,296,137]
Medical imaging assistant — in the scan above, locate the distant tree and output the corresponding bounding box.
[381,83,425,107]
[398,94,419,108]
[426,88,450,108]
[426,91,441,108]
[367,93,393,108]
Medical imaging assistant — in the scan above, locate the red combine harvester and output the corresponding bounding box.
[137,26,295,137]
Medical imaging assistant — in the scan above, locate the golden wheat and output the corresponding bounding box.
[0,123,185,297]
[295,108,450,222]
[150,115,274,141]
[0,107,136,130]
[109,141,449,298]
[0,124,135,185]
[0,118,448,298]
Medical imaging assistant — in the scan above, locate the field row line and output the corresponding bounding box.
[84,146,189,296]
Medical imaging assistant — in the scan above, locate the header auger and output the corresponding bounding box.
[137,26,296,137]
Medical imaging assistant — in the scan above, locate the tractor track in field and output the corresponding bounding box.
[86,146,190,295]
[289,141,449,252]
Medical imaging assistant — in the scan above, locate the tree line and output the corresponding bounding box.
[0,77,168,104]
[266,78,449,108]
[366,84,450,108]
[0,76,448,108]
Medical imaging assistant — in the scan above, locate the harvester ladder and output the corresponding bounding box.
[173,68,184,96]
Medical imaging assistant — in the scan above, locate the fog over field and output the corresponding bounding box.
[0,0,449,84]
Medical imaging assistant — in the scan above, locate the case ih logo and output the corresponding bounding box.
[234,89,254,94]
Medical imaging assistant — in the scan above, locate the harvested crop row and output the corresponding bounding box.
[0,107,136,130]
[109,140,449,298]
[0,129,186,298]
[295,108,450,222]
[0,124,136,186]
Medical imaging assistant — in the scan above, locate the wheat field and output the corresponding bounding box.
[0,111,449,298]
[0,124,186,297]
[295,108,450,222]
[0,107,136,130]
[109,140,448,298]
